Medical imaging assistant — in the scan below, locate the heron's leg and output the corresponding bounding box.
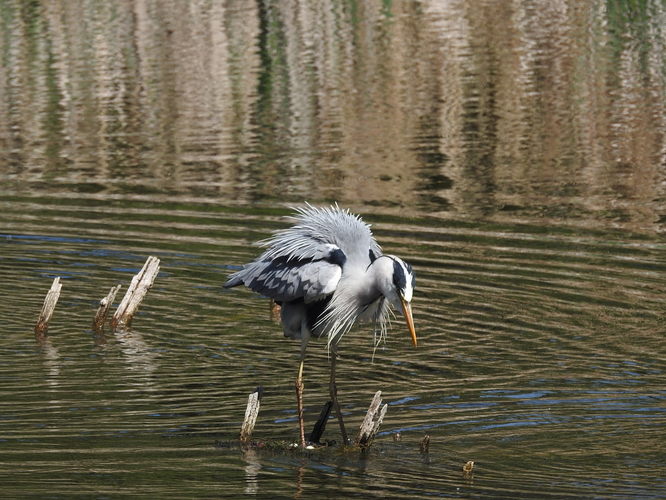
[296,354,306,448]
[295,324,310,448]
[329,342,349,445]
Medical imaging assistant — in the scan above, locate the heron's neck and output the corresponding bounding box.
[321,258,392,344]
[354,257,395,306]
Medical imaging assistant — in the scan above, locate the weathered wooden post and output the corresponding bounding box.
[240,387,263,444]
[35,277,62,337]
[111,256,160,331]
[355,390,387,448]
[92,284,122,332]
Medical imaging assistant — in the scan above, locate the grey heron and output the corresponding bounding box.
[224,203,416,447]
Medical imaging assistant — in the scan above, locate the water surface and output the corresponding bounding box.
[1,1,665,498]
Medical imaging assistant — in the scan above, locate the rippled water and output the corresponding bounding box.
[1,198,664,498]
[1,0,666,498]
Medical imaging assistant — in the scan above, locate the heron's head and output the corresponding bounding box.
[374,255,417,347]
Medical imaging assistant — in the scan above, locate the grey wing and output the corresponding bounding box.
[224,248,344,304]
[224,204,376,301]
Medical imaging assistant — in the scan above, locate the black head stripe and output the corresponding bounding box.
[405,261,415,288]
[392,258,407,291]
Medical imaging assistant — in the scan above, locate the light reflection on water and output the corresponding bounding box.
[0,0,665,232]
[1,0,666,497]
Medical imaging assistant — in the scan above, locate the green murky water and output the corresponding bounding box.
[1,1,665,498]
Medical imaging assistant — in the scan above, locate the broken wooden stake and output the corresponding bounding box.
[355,390,387,447]
[92,284,122,333]
[35,277,62,337]
[240,387,263,444]
[111,256,160,331]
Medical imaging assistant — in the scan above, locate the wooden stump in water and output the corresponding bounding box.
[111,256,160,331]
[233,390,393,451]
[92,284,122,333]
[240,387,263,444]
[355,390,387,448]
[35,277,62,337]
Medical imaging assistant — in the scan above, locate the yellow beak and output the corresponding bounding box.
[400,297,417,347]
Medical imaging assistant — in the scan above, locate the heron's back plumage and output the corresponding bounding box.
[225,203,391,344]
[259,203,381,268]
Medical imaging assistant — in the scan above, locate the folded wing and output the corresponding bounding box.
[224,245,345,304]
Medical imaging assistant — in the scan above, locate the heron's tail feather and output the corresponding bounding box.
[223,273,244,288]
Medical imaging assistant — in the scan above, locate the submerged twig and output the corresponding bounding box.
[35,277,62,337]
[419,434,430,453]
[111,256,160,331]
